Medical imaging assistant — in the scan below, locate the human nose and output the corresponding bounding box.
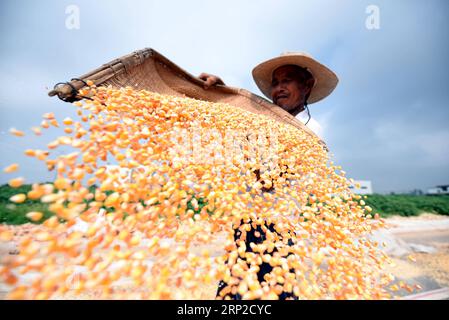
[272,81,284,93]
[279,80,289,90]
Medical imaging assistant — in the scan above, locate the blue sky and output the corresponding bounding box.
[1,0,448,193]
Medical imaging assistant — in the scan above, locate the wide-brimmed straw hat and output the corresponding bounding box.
[252,52,339,104]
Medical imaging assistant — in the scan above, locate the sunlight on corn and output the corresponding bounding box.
[0,83,413,299]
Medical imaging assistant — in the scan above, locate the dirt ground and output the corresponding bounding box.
[381,213,449,296]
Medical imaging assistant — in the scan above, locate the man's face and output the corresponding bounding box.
[270,65,312,112]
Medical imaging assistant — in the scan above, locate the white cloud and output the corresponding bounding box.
[373,120,449,167]
[415,130,449,166]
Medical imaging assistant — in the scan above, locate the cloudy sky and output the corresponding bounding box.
[1,0,448,193]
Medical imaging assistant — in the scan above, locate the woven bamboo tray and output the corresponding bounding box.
[48,48,326,148]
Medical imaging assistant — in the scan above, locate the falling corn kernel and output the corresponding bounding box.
[24,149,36,157]
[8,177,25,188]
[10,194,26,203]
[63,117,73,125]
[26,211,44,222]
[31,127,42,136]
[54,177,70,189]
[3,163,19,173]
[41,120,50,129]
[43,112,55,120]
[49,119,59,127]
[9,128,25,137]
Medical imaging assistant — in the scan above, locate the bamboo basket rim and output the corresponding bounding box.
[48,48,327,150]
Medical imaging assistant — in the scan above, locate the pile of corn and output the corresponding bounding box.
[0,84,412,299]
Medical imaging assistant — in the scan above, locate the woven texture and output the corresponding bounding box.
[48,48,326,148]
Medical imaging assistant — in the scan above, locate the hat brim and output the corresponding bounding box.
[252,55,338,104]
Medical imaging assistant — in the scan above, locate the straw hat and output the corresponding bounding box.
[252,52,339,104]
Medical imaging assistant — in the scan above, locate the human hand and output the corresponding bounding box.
[198,73,225,89]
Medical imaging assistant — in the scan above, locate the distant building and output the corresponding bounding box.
[427,185,449,195]
[349,180,373,195]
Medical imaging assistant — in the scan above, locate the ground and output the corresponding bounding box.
[380,214,449,297]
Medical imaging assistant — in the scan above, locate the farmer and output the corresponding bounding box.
[199,51,338,122]
[199,52,339,299]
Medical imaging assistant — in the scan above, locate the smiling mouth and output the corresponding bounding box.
[276,95,288,102]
